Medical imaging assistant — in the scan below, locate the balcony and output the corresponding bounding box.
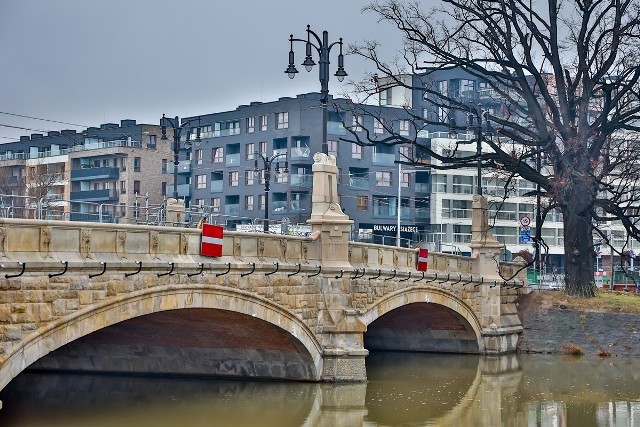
[372,152,395,165]
[71,167,119,181]
[290,174,312,187]
[400,206,412,220]
[415,207,430,219]
[210,180,223,193]
[415,183,430,193]
[70,189,119,202]
[349,176,369,190]
[224,204,239,216]
[272,201,288,214]
[166,184,191,198]
[290,201,307,213]
[290,147,311,160]
[225,153,241,166]
[166,161,191,175]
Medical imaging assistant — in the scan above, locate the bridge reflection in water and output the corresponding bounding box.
[2,354,639,427]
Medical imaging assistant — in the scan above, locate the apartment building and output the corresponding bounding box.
[0,120,174,223]
[182,92,431,245]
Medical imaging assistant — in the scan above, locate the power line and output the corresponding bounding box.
[0,111,88,128]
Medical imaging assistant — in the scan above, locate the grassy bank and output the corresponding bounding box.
[522,289,640,314]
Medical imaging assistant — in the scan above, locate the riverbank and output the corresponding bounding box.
[517,290,640,357]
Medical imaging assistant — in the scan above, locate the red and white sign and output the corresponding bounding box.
[416,248,429,271]
[200,224,224,257]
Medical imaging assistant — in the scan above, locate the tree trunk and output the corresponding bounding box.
[562,195,597,297]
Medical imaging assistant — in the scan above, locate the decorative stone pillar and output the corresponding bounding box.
[166,198,185,226]
[307,153,366,381]
[470,195,521,353]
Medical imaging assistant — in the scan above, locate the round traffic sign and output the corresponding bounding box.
[520,216,531,227]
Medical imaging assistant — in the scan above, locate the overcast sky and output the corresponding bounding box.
[0,0,402,141]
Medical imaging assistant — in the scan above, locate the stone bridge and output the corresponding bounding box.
[0,154,527,399]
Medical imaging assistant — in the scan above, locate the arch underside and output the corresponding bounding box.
[1,287,322,391]
[363,289,483,354]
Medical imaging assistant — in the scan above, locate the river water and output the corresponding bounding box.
[1,352,639,427]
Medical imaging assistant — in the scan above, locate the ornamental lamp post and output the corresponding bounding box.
[254,152,289,233]
[466,104,492,196]
[286,25,347,155]
[160,114,201,201]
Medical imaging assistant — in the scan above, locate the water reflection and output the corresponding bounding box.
[1,353,639,427]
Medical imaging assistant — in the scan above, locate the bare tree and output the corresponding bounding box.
[344,0,640,297]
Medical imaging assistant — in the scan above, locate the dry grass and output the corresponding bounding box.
[596,348,612,358]
[521,289,640,314]
[558,343,584,356]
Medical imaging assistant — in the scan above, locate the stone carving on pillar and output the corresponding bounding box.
[40,226,51,259]
[150,231,160,260]
[279,239,287,262]
[116,231,127,259]
[362,248,368,266]
[257,239,265,261]
[301,243,308,262]
[393,252,399,269]
[80,228,93,260]
[378,249,384,267]
[0,227,7,258]
[180,233,189,255]
[233,237,242,259]
[166,198,185,226]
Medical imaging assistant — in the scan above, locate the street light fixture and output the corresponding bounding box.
[286,25,347,155]
[160,114,201,201]
[254,152,289,233]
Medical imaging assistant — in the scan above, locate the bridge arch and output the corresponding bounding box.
[359,287,484,354]
[1,285,323,391]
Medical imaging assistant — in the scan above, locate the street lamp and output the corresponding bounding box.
[286,25,347,155]
[254,152,289,233]
[466,104,492,196]
[160,114,201,201]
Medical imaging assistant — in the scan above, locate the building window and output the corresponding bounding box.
[438,106,449,122]
[194,198,204,207]
[247,117,255,133]
[399,145,412,160]
[133,180,141,194]
[276,112,289,129]
[213,147,224,163]
[259,141,267,156]
[161,182,167,196]
[357,196,368,211]
[259,115,268,131]
[380,88,392,105]
[245,195,254,211]
[352,115,363,132]
[245,170,254,185]
[195,149,203,165]
[352,143,363,159]
[161,159,168,174]
[229,171,239,186]
[438,80,449,96]
[376,171,391,187]
[258,194,265,210]
[211,197,220,213]
[196,174,207,189]
[259,169,266,185]
[373,196,396,217]
[400,120,410,136]
[120,180,126,194]
[276,170,288,183]
[147,134,157,148]
[133,157,141,172]
[246,143,255,160]
[327,140,338,156]
[401,173,411,188]
[374,118,384,134]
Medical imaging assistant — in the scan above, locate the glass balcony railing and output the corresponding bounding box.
[415,207,430,219]
[273,148,288,157]
[210,180,223,193]
[272,201,288,213]
[225,153,241,166]
[166,161,191,174]
[166,184,191,198]
[372,152,395,165]
[290,201,306,213]
[349,176,369,190]
[415,183,430,193]
[224,204,239,216]
[400,206,412,220]
[290,174,312,187]
[290,147,311,160]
